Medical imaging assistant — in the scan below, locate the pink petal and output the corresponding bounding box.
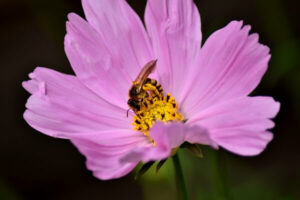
[23,67,133,138]
[181,21,271,117]
[188,96,280,156]
[144,0,202,99]
[211,130,273,156]
[121,122,215,163]
[81,0,153,69]
[70,129,148,180]
[67,0,153,106]
[65,13,132,108]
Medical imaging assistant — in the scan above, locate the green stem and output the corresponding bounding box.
[212,151,232,200]
[172,153,188,200]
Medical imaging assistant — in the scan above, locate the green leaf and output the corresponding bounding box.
[135,161,155,179]
[181,142,203,158]
[156,159,167,173]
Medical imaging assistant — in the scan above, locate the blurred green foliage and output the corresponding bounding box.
[0,178,21,200]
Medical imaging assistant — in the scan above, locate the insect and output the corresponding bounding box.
[127,60,163,116]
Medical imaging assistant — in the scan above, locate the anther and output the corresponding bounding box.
[131,80,183,139]
[167,94,170,102]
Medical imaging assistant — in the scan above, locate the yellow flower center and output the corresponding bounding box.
[132,81,184,142]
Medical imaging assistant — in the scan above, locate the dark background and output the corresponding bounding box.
[1,0,299,199]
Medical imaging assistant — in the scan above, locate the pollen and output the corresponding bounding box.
[131,82,184,141]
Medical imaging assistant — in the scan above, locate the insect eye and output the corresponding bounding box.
[129,88,136,96]
[127,99,133,105]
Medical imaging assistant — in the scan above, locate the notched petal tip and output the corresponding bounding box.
[227,20,243,29]
[23,68,48,96]
[272,100,281,118]
[22,80,35,94]
[67,12,78,21]
[236,131,274,157]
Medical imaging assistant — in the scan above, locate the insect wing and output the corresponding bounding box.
[134,60,157,85]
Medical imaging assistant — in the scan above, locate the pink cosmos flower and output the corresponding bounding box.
[23,0,280,180]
